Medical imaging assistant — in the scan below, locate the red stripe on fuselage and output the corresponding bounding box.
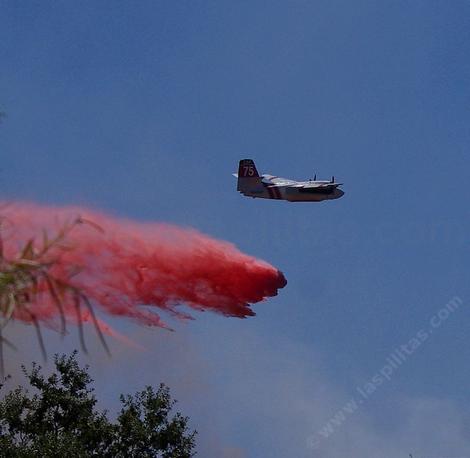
[263,183,282,200]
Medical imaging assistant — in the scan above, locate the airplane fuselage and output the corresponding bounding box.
[240,176,344,202]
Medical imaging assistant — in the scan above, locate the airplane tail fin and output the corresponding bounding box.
[236,159,262,193]
[238,159,260,178]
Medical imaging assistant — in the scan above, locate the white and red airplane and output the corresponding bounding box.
[234,159,344,202]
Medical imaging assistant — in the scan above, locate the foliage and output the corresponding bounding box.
[0,351,197,457]
[0,217,108,372]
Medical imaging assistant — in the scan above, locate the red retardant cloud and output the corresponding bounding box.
[0,202,287,332]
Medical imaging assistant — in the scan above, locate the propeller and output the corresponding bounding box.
[313,173,317,181]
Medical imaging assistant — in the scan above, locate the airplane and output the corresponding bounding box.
[234,159,344,202]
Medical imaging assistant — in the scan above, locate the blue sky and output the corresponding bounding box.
[2,1,470,456]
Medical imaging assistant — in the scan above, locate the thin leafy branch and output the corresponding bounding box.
[0,216,108,374]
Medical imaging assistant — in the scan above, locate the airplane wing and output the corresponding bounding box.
[263,180,341,189]
[262,176,297,186]
[261,174,342,188]
[299,182,342,188]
